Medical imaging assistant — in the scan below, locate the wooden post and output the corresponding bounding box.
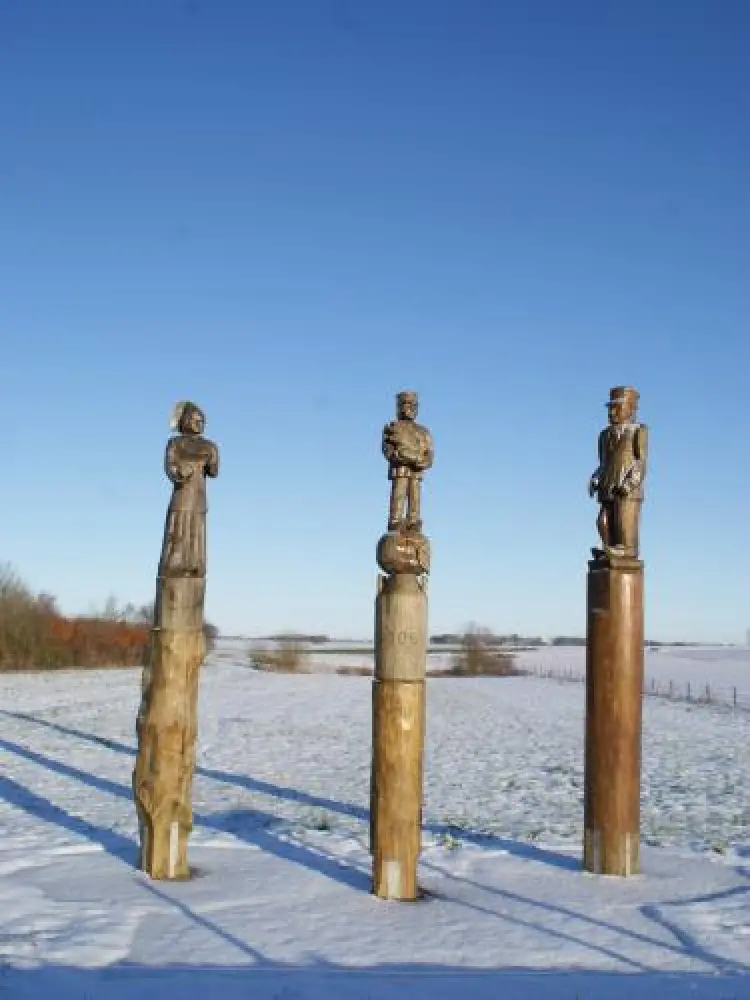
[133,578,205,879]
[371,572,427,900]
[371,389,433,901]
[132,401,219,880]
[584,557,644,876]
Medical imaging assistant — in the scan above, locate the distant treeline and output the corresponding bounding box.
[256,633,330,644]
[0,563,217,671]
[432,634,719,649]
[431,631,545,647]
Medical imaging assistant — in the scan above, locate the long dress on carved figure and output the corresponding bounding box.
[158,435,218,577]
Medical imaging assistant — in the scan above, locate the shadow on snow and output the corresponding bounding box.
[0,717,748,980]
[0,963,748,1000]
[0,709,579,872]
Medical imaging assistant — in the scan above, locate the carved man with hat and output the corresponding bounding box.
[382,391,434,532]
[588,386,648,560]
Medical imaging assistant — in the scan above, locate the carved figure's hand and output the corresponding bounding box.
[617,469,636,497]
[382,425,397,456]
[177,462,196,481]
[588,476,598,497]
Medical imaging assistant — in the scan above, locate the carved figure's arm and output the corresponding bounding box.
[630,424,648,490]
[416,429,435,471]
[206,442,220,479]
[620,424,648,495]
[589,430,605,496]
[382,423,400,463]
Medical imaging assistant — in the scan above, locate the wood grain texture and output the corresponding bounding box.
[584,560,644,876]
[371,391,431,900]
[133,623,204,880]
[133,403,216,880]
[374,574,428,682]
[371,679,425,900]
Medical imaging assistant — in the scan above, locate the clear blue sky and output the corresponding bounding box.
[1,1,747,641]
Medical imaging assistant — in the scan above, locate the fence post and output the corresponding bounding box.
[669,680,673,699]
[734,687,737,708]
[687,682,691,702]
[705,683,710,703]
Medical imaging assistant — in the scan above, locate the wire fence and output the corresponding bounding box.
[525,664,750,712]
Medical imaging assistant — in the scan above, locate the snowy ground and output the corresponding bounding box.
[517,645,750,705]
[228,639,750,706]
[0,648,747,998]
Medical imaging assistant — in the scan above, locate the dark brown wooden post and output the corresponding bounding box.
[584,558,644,875]
[584,386,648,877]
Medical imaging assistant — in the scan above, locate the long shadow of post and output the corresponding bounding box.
[0,771,265,963]
[0,710,367,821]
[0,772,135,864]
[0,710,576,872]
[422,857,749,976]
[0,736,671,973]
[3,963,748,1000]
[2,726,747,977]
[0,735,369,893]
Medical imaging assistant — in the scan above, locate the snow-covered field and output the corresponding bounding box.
[228,639,750,705]
[0,645,747,998]
[517,645,750,704]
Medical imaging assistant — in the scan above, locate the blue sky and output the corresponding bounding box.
[1,1,747,640]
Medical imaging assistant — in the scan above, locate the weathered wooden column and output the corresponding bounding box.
[584,386,648,876]
[371,391,433,900]
[133,401,219,879]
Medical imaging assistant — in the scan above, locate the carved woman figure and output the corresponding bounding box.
[158,401,220,578]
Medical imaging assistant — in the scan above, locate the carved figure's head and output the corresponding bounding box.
[396,391,418,421]
[606,386,638,425]
[171,401,206,436]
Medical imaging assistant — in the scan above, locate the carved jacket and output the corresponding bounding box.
[594,423,648,502]
[383,420,434,478]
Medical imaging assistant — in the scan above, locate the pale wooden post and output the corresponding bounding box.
[133,401,219,880]
[371,391,433,900]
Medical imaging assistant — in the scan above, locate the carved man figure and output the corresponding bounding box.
[589,386,648,559]
[382,391,434,532]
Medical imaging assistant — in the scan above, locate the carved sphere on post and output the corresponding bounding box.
[376,530,430,577]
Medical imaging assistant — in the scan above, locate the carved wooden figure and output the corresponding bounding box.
[371,391,432,900]
[589,386,648,560]
[133,401,219,879]
[383,391,434,532]
[584,386,647,876]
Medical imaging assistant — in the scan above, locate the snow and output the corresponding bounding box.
[227,640,750,705]
[0,645,747,998]
[518,645,750,692]
[517,645,750,708]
